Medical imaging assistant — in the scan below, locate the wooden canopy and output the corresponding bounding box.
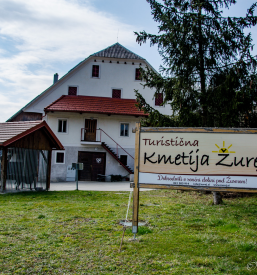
[0,120,64,192]
[0,120,64,150]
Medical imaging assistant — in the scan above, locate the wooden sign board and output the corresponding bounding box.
[132,123,257,234]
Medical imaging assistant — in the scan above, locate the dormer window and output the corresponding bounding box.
[112,89,121,98]
[135,68,142,80]
[92,65,99,78]
[68,86,77,95]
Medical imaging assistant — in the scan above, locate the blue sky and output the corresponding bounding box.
[0,0,256,122]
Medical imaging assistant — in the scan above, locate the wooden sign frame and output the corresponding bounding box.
[132,123,257,234]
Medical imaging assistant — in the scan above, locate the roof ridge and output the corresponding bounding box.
[90,42,120,56]
[91,42,145,60]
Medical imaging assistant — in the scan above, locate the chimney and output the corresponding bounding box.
[53,73,59,84]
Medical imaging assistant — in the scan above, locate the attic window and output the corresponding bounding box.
[92,65,99,78]
[68,86,77,95]
[135,68,142,80]
[112,89,121,98]
[155,93,164,106]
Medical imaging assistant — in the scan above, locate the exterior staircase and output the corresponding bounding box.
[101,142,134,174]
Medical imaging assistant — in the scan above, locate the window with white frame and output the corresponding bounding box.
[58,119,67,133]
[120,123,129,137]
[56,152,65,164]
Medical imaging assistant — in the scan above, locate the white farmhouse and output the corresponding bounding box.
[8,43,170,182]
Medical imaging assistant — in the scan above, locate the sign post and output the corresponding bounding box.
[133,125,257,235]
[132,123,140,237]
[72,163,84,190]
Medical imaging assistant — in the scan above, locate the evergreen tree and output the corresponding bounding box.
[135,0,257,127]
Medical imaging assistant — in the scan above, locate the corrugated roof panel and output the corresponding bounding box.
[0,121,42,144]
[0,121,64,150]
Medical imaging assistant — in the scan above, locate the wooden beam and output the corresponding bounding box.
[132,123,140,234]
[140,127,257,134]
[1,147,7,192]
[46,150,52,191]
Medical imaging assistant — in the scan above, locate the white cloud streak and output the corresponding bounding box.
[0,0,135,121]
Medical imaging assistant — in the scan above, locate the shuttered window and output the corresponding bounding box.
[135,68,142,80]
[112,89,121,98]
[68,87,77,95]
[155,93,163,106]
[92,65,99,77]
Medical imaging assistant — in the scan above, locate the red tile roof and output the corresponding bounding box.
[0,120,64,149]
[44,95,148,117]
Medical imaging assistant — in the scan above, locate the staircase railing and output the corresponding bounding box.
[81,128,134,160]
[99,128,134,160]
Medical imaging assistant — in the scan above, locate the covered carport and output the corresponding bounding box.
[0,121,64,192]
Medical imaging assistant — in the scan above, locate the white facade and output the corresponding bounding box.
[11,43,171,182]
[24,58,171,116]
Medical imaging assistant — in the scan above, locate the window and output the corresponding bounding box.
[120,155,127,166]
[58,119,67,133]
[155,93,164,106]
[68,86,77,95]
[120,123,129,137]
[135,68,142,80]
[56,152,65,164]
[112,89,121,98]
[92,65,99,78]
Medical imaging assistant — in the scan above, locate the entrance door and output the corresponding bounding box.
[85,119,97,141]
[78,152,106,181]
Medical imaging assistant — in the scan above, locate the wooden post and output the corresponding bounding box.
[132,123,140,235]
[46,150,52,191]
[1,147,7,192]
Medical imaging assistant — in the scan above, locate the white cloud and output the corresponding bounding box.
[0,0,135,121]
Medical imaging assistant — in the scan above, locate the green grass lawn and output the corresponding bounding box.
[1,190,257,274]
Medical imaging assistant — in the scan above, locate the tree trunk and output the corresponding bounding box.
[212,191,223,205]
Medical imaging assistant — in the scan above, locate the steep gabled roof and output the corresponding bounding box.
[7,43,152,122]
[44,95,148,117]
[91,43,144,60]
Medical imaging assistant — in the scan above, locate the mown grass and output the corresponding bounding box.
[1,190,257,274]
